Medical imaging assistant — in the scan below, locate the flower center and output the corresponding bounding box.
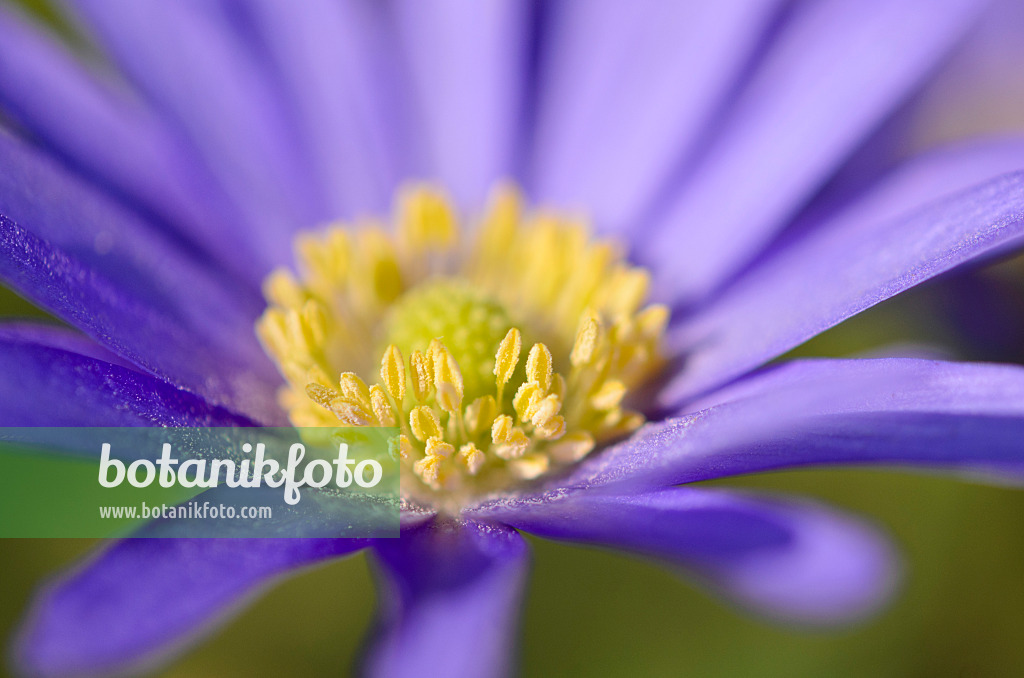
[256,183,668,507]
[383,279,513,400]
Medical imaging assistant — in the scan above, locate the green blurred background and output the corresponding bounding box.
[4,0,1024,676]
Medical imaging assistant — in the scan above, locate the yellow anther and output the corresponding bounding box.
[370,385,395,426]
[590,380,627,411]
[526,343,553,392]
[528,394,561,427]
[548,432,594,463]
[304,383,338,410]
[494,328,522,390]
[459,443,485,475]
[465,395,498,436]
[409,349,434,402]
[285,309,310,355]
[410,406,443,442]
[380,345,406,403]
[263,269,306,309]
[354,227,403,307]
[601,409,644,437]
[550,373,566,400]
[296,227,352,292]
[491,414,514,445]
[337,372,371,407]
[474,184,521,277]
[535,415,566,440]
[495,428,529,460]
[600,267,650,316]
[431,340,464,414]
[512,382,543,421]
[413,453,444,486]
[398,434,413,460]
[571,311,600,367]
[329,399,374,427]
[425,436,455,459]
[398,185,457,251]
[306,364,334,389]
[509,453,549,479]
[255,308,288,358]
[301,300,327,346]
[636,304,669,339]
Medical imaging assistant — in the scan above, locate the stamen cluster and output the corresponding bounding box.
[257,184,667,503]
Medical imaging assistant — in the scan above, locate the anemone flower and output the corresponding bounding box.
[2,1,1024,677]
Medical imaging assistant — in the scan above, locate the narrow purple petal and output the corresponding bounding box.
[390,0,531,210]
[773,135,1024,256]
[0,330,254,426]
[244,0,404,217]
[366,519,529,678]
[68,0,326,261]
[0,321,129,368]
[640,0,982,302]
[15,539,363,678]
[0,220,281,423]
[0,6,265,281]
[666,168,1024,404]
[0,131,282,422]
[529,0,779,232]
[559,359,1024,491]
[471,487,896,623]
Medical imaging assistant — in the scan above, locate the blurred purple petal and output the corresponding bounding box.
[244,0,404,216]
[667,169,1024,404]
[15,539,363,678]
[641,0,982,302]
[0,321,128,367]
[0,329,255,425]
[0,131,283,421]
[530,0,778,231]
[367,519,528,678]
[472,487,896,623]
[564,359,1024,491]
[0,128,265,320]
[68,0,326,262]
[391,0,530,210]
[782,136,1024,255]
[0,6,264,281]
[0,218,282,422]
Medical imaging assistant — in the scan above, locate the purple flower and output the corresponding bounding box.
[2,1,1024,677]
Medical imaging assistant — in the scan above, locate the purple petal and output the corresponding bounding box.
[0,321,129,368]
[0,131,283,422]
[366,519,529,678]
[776,135,1024,255]
[14,539,363,677]
[0,6,264,281]
[68,0,326,261]
[243,0,404,217]
[0,328,254,425]
[529,0,779,232]
[390,0,530,210]
[666,166,1024,405]
[471,487,896,623]
[639,0,983,302]
[561,359,1024,491]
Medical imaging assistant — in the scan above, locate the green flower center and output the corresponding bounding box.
[384,279,514,400]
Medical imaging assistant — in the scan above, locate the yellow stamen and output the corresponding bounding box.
[410,406,442,442]
[409,350,434,402]
[493,328,521,408]
[526,343,553,392]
